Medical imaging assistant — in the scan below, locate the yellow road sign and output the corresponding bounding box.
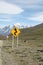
[11,27,20,37]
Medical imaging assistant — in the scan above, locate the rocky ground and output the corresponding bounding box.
[0,40,43,65]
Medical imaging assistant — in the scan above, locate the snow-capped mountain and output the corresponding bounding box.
[0,26,10,36]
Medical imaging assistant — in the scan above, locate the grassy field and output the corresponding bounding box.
[1,39,43,65]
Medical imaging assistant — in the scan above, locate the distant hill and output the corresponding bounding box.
[0,23,43,40]
[19,23,43,40]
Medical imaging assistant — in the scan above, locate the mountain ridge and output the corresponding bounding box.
[0,23,43,40]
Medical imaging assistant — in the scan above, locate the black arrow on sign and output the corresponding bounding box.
[14,28,17,35]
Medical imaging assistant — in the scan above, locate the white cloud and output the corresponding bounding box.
[10,22,23,28]
[28,13,43,22]
[14,22,31,28]
[14,23,21,28]
[15,23,21,26]
[0,0,42,9]
[0,19,11,22]
[0,1,23,14]
[6,0,43,8]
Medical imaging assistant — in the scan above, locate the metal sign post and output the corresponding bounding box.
[17,35,19,48]
[10,26,20,49]
[12,35,14,49]
[7,38,8,44]
[6,35,9,44]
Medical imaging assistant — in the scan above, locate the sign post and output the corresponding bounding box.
[11,26,20,49]
[12,35,14,49]
[6,35,9,44]
[17,35,18,48]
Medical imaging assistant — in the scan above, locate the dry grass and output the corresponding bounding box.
[1,39,43,65]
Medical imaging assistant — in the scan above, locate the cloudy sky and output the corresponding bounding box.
[0,0,43,28]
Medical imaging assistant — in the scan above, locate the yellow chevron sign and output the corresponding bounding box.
[11,27,20,37]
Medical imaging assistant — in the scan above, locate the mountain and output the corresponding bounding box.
[0,29,3,35]
[0,23,43,40]
[19,23,43,40]
[0,26,10,36]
